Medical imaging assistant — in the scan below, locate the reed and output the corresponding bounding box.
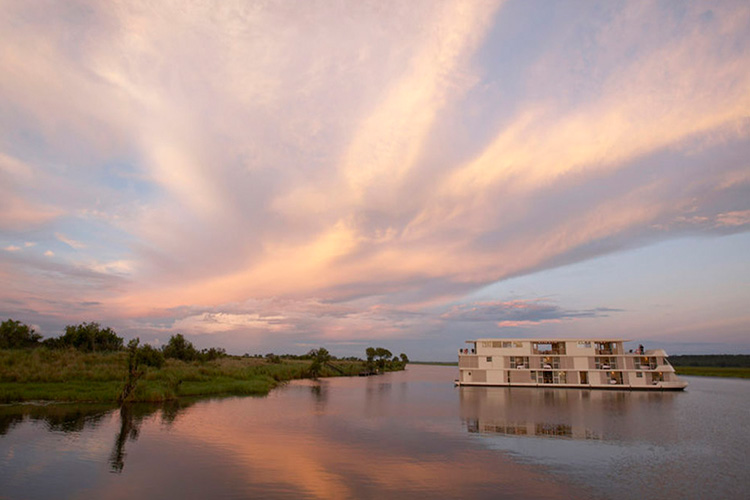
[0,349,367,403]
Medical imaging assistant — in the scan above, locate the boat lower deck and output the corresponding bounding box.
[454,380,687,391]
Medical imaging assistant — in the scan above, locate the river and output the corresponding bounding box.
[0,365,747,499]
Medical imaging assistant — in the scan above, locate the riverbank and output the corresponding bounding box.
[674,366,750,379]
[0,349,369,403]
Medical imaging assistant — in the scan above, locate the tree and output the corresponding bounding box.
[56,322,123,352]
[0,319,41,349]
[365,346,400,371]
[366,347,376,363]
[265,353,282,364]
[162,334,197,361]
[365,347,376,371]
[198,347,226,361]
[119,338,165,403]
[308,347,332,378]
[374,347,392,370]
[120,339,143,403]
[399,353,409,364]
[375,347,392,359]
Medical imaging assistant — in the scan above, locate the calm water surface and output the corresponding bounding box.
[0,365,748,499]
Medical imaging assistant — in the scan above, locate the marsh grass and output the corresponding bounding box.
[0,349,367,403]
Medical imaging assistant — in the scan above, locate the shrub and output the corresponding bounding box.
[162,334,198,361]
[198,347,226,362]
[0,319,42,349]
[51,322,123,352]
[138,344,165,369]
[265,353,282,364]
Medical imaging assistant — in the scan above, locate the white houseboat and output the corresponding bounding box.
[456,338,687,390]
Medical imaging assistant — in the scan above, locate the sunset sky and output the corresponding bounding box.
[1,0,748,359]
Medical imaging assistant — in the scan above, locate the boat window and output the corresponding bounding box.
[509,356,529,369]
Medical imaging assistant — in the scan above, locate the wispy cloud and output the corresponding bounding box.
[441,300,621,328]
[0,1,748,354]
[715,210,750,228]
[55,233,86,250]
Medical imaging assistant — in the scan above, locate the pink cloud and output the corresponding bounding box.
[0,1,748,350]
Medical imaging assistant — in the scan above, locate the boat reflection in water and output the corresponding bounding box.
[459,384,679,446]
[466,419,601,440]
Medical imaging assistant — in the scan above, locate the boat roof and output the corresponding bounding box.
[466,338,633,343]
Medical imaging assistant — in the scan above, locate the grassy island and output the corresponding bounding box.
[0,318,409,403]
[0,348,371,403]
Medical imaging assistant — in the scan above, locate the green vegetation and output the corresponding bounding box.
[0,318,408,403]
[669,354,750,368]
[0,348,368,403]
[162,333,226,362]
[669,355,750,379]
[674,366,750,379]
[0,319,42,349]
[364,347,408,373]
[43,322,123,351]
[308,347,332,379]
[1,318,230,363]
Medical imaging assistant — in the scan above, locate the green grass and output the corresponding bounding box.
[674,366,750,379]
[0,381,120,403]
[0,349,369,403]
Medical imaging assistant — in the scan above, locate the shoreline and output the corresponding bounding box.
[0,349,405,404]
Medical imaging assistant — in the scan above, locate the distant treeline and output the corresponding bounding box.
[669,355,750,368]
[0,319,226,364]
[0,318,409,368]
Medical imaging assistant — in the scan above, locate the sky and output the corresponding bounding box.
[1,0,749,360]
